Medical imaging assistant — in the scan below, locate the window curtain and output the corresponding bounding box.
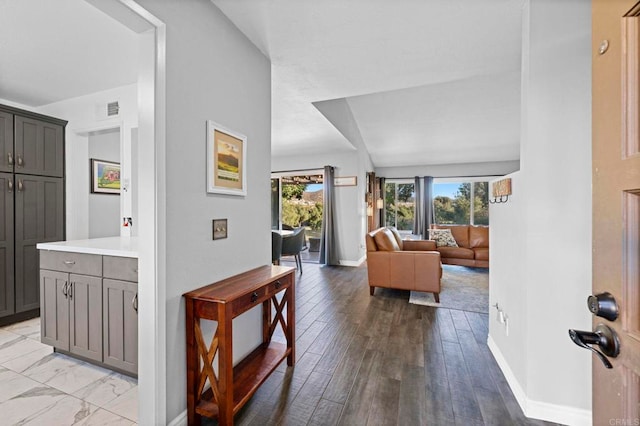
[413,176,434,238]
[413,176,423,236]
[379,177,386,227]
[320,165,340,265]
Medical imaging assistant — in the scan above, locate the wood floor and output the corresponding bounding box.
[205,263,557,426]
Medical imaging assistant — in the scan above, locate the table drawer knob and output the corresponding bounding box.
[275,281,281,289]
[251,292,259,303]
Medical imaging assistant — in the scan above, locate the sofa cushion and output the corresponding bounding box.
[388,227,404,250]
[374,228,400,251]
[474,248,489,261]
[429,229,458,248]
[437,246,475,260]
[434,225,470,248]
[469,226,489,248]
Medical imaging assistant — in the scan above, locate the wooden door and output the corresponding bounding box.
[69,274,103,362]
[0,111,13,173]
[0,173,14,318]
[593,0,640,423]
[103,278,138,374]
[15,175,64,313]
[14,116,64,178]
[40,270,69,350]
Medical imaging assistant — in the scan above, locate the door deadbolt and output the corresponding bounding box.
[587,292,618,321]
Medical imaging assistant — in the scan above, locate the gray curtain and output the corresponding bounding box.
[320,165,340,265]
[413,176,423,235]
[379,177,386,227]
[414,176,434,238]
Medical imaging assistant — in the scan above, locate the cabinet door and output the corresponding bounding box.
[14,116,63,177]
[69,274,102,362]
[103,279,138,374]
[15,175,64,313]
[0,173,14,318]
[0,111,13,173]
[40,270,69,350]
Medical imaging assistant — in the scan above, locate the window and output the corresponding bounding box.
[433,181,489,225]
[384,181,415,231]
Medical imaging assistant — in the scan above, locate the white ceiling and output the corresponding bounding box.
[213,0,523,166]
[0,0,523,168]
[0,0,137,107]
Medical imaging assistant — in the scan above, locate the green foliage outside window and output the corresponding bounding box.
[385,182,415,231]
[434,182,489,225]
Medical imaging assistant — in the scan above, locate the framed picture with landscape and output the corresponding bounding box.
[90,159,120,195]
[206,120,247,196]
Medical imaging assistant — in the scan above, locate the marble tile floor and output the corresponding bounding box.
[0,317,138,425]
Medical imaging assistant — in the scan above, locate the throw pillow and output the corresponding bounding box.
[429,229,459,248]
[374,228,400,251]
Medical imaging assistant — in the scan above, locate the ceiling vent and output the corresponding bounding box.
[96,100,120,121]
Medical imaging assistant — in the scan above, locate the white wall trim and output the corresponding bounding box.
[167,410,187,426]
[339,255,366,267]
[487,336,592,426]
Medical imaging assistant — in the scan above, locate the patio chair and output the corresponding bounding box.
[271,231,283,265]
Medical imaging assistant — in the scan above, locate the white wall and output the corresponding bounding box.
[489,1,592,424]
[88,129,120,238]
[36,84,138,240]
[272,150,368,265]
[376,160,520,178]
[134,0,271,422]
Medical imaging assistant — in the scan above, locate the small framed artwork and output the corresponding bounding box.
[334,176,357,187]
[91,159,121,195]
[207,121,247,196]
[212,219,228,240]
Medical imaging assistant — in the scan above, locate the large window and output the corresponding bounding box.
[434,181,489,225]
[384,181,415,231]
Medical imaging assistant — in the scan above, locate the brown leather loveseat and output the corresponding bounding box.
[366,227,442,302]
[430,225,489,268]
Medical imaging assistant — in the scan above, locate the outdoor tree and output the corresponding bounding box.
[282,183,306,200]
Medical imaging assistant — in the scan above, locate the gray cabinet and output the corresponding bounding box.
[0,173,14,318]
[0,104,66,325]
[40,251,138,375]
[14,116,64,177]
[39,252,103,362]
[103,279,137,374]
[15,175,64,313]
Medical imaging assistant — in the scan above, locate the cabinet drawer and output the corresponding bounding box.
[103,256,138,282]
[40,251,102,276]
[232,286,267,317]
[266,277,290,298]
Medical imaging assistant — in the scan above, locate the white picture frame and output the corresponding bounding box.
[206,120,247,196]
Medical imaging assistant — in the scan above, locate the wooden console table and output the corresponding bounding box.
[184,265,296,425]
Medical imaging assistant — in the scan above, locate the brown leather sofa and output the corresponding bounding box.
[366,227,442,301]
[431,225,489,268]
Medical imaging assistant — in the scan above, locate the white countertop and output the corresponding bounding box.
[37,236,139,258]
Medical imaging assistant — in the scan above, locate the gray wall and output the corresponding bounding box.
[488,0,592,423]
[135,0,271,421]
[88,128,120,238]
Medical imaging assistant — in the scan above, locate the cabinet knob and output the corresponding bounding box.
[275,280,281,289]
[62,282,68,298]
[17,180,23,192]
[7,179,12,193]
[251,292,259,303]
[7,152,13,166]
[16,155,23,167]
[63,260,75,266]
[132,293,138,313]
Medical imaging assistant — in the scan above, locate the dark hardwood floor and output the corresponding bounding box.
[204,262,557,426]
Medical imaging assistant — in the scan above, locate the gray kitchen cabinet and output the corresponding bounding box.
[0,173,14,318]
[40,251,138,375]
[103,278,138,374]
[40,269,69,350]
[0,104,66,326]
[14,115,64,177]
[15,175,64,314]
[39,252,103,362]
[0,111,13,174]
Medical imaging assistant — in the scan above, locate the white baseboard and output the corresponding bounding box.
[487,335,592,426]
[167,410,187,426]
[339,256,365,267]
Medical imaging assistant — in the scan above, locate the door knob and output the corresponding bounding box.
[587,292,618,321]
[568,324,620,369]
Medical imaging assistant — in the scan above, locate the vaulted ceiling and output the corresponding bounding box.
[0,0,523,168]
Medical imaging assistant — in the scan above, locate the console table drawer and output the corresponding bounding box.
[232,286,267,316]
[40,251,102,276]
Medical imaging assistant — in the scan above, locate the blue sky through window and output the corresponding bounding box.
[433,183,461,198]
[306,183,323,192]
